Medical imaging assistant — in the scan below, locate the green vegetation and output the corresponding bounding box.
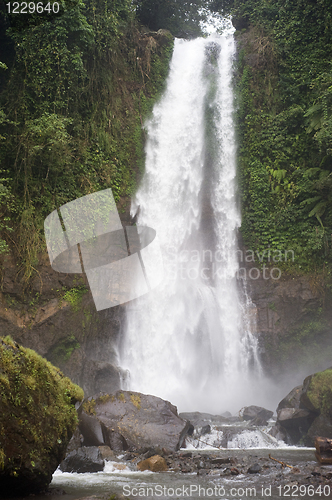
[47,334,80,367]
[307,369,332,416]
[118,391,126,402]
[130,392,141,409]
[230,0,332,278]
[134,0,209,38]
[0,336,83,480]
[82,397,96,415]
[97,393,111,404]
[62,285,88,312]
[0,0,174,287]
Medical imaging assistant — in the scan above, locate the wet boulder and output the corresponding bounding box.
[0,337,83,496]
[242,405,274,425]
[277,385,302,411]
[60,446,104,473]
[274,369,332,445]
[300,369,332,445]
[248,463,261,474]
[179,411,238,427]
[276,408,315,443]
[305,415,332,446]
[300,369,332,415]
[79,391,191,452]
[269,422,289,443]
[137,455,168,472]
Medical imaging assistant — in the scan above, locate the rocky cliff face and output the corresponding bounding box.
[0,253,125,397]
[247,269,332,380]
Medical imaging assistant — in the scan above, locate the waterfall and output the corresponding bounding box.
[119,31,264,414]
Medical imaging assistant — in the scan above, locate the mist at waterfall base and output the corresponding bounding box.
[120,30,281,416]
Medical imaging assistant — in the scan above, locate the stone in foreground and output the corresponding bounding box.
[60,446,104,473]
[137,455,168,472]
[79,391,191,452]
[0,336,83,496]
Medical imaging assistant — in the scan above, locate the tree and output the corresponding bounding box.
[133,0,208,38]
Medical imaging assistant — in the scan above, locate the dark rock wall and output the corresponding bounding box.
[0,254,125,397]
[247,269,332,380]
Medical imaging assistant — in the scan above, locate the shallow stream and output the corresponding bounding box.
[47,447,327,500]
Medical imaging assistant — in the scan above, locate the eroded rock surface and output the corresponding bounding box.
[78,391,191,452]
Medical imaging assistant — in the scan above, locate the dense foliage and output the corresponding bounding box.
[0,0,173,286]
[232,0,332,278]
[1,0,332,293]
[133,0,208,37]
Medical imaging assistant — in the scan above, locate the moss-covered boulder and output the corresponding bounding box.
[275,368,332,445]
[0,336,84,496]
[301,369,332,416]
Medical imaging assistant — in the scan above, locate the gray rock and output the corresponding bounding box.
[277,385,302,411]
[65,427,84,455]
[242,405,273,425]
[79,391,190,452]
[300,374,317,412]
[269,422,289,443]
[60,446,104,473]
[179,412,228,427]
[98,445,115,461]
[248,463,262,473]
[304,414,332,446]
[276,408,315,444]
[211,457,231,465]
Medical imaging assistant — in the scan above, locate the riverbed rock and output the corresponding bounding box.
[248,463,261,473]
[137,455,168,472]
[0,337,84,496]
[180,411,240,427]
[98,445,115,461]
[60,446,104,473]
[242,405,274,425]
[78,391,190,452]
[269,422,289,443]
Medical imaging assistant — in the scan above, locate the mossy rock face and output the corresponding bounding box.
[301,369,332,417]
[0,336,84,496]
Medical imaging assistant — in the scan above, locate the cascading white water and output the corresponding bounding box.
[120,29,265,414]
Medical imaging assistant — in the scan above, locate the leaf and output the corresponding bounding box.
[308,200,328,218]
[302,195,322,206]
